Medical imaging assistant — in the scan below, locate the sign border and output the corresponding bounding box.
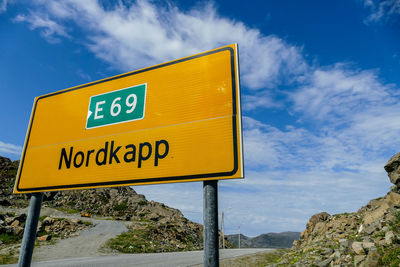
[15,45,242,193]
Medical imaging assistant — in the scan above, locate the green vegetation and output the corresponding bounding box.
[54,206,81,214]
[106,223,200,254]
[373,230,386,238]
[219,249,288,267]
[0,233,20,244]
[289,256,300,264]
[107,230,158,253]
[67,201,76,206]
[389,211,400,232]
[113,200,128,211]
[0,251,18,265]
[381,248,400,267]
[80,220,93,226]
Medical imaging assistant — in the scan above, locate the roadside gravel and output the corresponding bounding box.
[0,206,128,262]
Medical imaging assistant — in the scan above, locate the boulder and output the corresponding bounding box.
[364,249,380,267]
[37,234,52,241]
[385,152,400,185]
[10,220,19,227]
[387,191,400,205]
[363,201,389,225]
[42,217,55,225]
[385,231,395,245]
[354,255,366,266]
[351,242,364,255]
[301,212,330,240]
[361,242,375,252]
[4,217,14,225]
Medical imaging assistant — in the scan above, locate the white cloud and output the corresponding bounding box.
[291,64,394,122]
[0,141,22,156]
[364,0,400,23]
[14,12,70,43]
[15,0,306,91]
[288,64,400,163]
[0,0,12,13]
[242,91,283,111]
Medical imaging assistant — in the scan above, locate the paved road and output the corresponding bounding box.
[6,249,273,267]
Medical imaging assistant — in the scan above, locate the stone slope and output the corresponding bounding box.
[0,156,28,208]
[268,153,400,267]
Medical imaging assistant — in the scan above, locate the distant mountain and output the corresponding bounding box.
[226,231,300,248]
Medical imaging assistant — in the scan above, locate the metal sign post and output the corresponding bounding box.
[18,192,43,267]
[203,180,219,267]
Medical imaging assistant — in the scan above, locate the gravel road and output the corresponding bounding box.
[0,207,128,262]
[32,218,128,261]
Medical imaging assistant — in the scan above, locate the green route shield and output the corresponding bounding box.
[86,84,147,129]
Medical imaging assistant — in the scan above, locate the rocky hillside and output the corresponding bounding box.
[267,153,400,266]
[0,156,28,208]
[0,155,214,260]
[227,232,300,248]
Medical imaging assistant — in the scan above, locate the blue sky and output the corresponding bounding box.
[1,0,400,236]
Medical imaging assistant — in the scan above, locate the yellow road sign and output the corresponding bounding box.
[14,44,243,193]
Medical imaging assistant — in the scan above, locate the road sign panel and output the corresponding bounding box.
[14,44,243,193]
[86,84,147,129]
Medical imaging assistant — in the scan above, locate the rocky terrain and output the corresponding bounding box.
[0,155,221,264]
[227,232,300,248]
[42,183,205,254]
[0,210,93,263]
[265,152,400,266]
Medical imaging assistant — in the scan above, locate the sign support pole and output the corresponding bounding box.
[18,192,43,267]
[203,180,219,267]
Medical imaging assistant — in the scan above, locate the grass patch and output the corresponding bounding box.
[113,201,128,211]
[106,223,201,254]
[54,207,81,214]
[0,233,21,244]
[389,211,400,233]
[0,252,18,265]
[219,249,288,267]
[381,248,400,267]
[80,220,93,226]
[66,201,76,206]
[106,229,161,253]
[373,230,386,238]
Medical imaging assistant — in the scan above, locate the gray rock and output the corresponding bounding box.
[363,224,376,235]
[352,242,365,255]
[354,255,366,266]
[361,242,375,252]
[317,257,332,267]
[385,230,395,245]
[365,249,380,267]
[321,247,333,255]
[339,238,350,249]
[385,152,400,185]
[4,217,14,225]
